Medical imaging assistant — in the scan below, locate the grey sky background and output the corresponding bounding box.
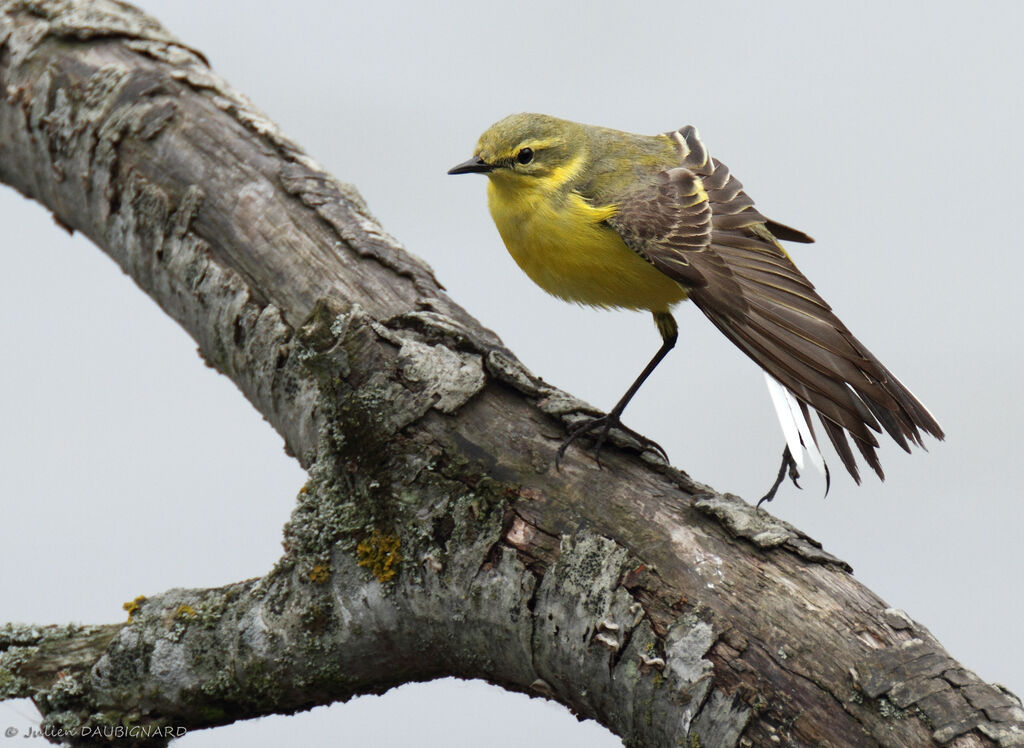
[2,1,1021,745]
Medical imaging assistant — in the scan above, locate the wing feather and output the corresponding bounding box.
[606,125,943,482]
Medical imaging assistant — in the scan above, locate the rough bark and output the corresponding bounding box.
[0,1,1021,746]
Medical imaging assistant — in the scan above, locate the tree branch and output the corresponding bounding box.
[1,1,1021,746]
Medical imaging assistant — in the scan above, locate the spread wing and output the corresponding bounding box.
[607,125,944,483]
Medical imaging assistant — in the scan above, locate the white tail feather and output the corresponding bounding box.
[765,374,804,470]
[764,374,826,476]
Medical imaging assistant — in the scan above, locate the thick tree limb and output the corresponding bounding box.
[1,1,1021,746]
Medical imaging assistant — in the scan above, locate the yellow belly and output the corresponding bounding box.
[487,181,688,312]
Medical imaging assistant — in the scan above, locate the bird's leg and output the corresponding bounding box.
[757,445,802,507]
[556,312,677,468]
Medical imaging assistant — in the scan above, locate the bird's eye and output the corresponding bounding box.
[515,147,534,165]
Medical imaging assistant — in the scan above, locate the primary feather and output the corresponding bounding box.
[608,123,942,482]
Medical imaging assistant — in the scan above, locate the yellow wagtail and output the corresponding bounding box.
[449,113,943,503]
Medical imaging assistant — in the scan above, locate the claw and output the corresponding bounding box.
[555,414,669,469]
[555,418,594,469]
[757,445,803,507]
[789,457,801,490]
[613,422,670,463]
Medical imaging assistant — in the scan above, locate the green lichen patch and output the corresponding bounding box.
[282,471,379,561]
[877,696,910,720]
[0,662,28,699]
[191,596,228,628]
[39,670,85,711]
[0,623,44,647]
[0,642,40,698]
[297,297,352,360]
[300,603,333,636]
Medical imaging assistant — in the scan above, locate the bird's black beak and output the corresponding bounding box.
[447,156,494,175]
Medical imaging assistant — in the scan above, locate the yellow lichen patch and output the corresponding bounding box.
[309,564,330,584]
[356,531,402,583]
[174,604,197,620]
[122,595,147,620]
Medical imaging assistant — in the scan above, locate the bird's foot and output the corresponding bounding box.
[555,414,669,469]
[757,445,801,507]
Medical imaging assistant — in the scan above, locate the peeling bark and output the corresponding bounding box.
[1,2,1022,747]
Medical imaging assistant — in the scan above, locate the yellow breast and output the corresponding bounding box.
[486,179,688,312]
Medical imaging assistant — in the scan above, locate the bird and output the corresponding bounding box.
[448,113,943,503]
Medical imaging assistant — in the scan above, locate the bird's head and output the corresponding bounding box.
[448,113,585,186]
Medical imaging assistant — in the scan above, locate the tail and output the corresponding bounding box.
[764,373,827,478]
